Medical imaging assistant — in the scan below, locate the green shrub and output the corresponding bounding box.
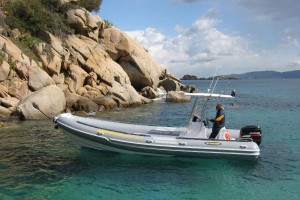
[19,33,41,48]
[3,0,72,37]
[0,14,5,27]
[77,0,103,12]
[0,53,4,65]
[3,0,103,36]
[9,60,17,71]
[104,20,114,29]
[9,33,42,62]
[41,0,78,13]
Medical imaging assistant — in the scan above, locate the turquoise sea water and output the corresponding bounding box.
[0,79,300,200]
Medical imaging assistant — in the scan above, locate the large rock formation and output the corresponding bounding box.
[0,2,196,119]
[67,8,103,42]
[99,27,163,90]
[17,85,66,119]
[0,61,10,81]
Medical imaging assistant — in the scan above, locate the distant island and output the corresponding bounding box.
[181,74,237,80]
[181,70,300,80]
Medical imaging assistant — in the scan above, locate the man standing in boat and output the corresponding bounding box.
[209,104,225,139]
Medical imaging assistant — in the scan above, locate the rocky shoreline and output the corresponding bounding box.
[0,1,197,121]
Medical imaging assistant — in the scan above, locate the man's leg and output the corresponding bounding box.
[209,129,220,139]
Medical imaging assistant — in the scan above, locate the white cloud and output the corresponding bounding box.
[290,59,300,68]
[203,8,220,18]
[191,17,218,31]
[280,28,300,48]
[126,12,300,77]
[126,16,250,77]
[172,0,206,4]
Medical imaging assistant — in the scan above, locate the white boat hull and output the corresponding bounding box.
[54,113,260,160]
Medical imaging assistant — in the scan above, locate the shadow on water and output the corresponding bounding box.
[73,147,260,184]
[77,147,258,169]
[0,121,85,192]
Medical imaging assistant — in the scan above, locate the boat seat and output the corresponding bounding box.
[179,122,208,139]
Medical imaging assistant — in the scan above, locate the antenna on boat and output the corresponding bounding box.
[208,67,219,92]
[200,68,219,120]
[187,67,220,129]
[211,77,219,94]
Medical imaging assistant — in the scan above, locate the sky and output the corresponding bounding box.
[99,0,300,78]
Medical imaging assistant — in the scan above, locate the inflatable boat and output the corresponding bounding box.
[53,91,262,160]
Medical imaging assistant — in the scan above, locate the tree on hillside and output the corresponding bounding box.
[77,0,103,12]
[2,0,103,37]
[3,0,73,36]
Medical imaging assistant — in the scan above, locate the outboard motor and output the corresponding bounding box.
[240,125,262,145]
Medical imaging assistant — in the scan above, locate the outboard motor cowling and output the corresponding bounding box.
[240,125,262,145]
